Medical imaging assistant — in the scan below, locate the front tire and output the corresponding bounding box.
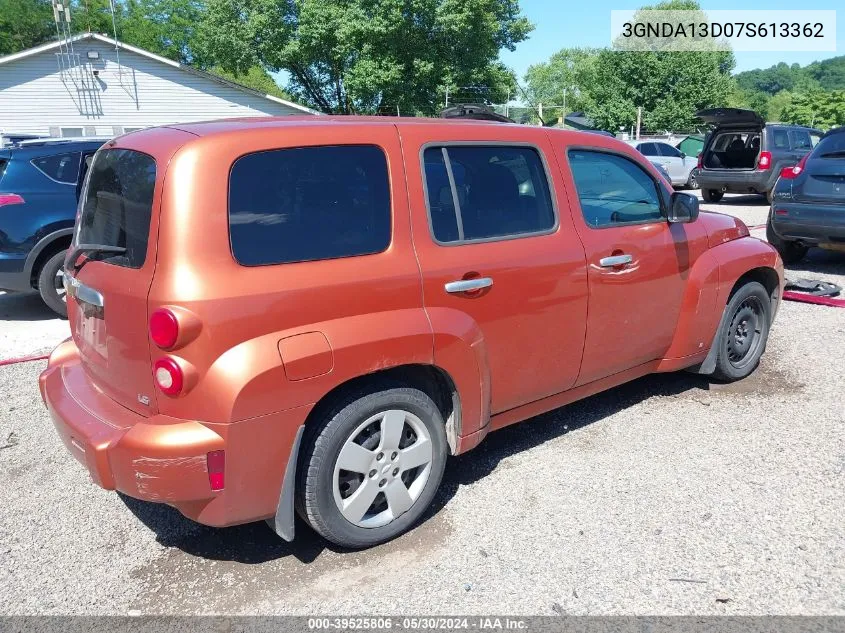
[766,217,808,264]
[297,385,448,549]
[702,189,723,203]
[712,281,771,381]
[37,251,68,317]
[686,170,699,189]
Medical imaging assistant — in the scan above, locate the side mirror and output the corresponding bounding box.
[680,152,686,159]
[668,191,699,223]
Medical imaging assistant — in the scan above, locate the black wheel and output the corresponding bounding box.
[297,385,448,549]
[37,250,68,317]
[712,281,771,381]
[686,170,699,189]
[766,216,808,264]
[702,189,723,203]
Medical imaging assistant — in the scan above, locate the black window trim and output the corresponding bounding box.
[419,140,560,247]
[226,143,393,268]
[30,151,82,185]
[565,145,670,231]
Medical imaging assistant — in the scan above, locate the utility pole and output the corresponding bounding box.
[505,90,510,118]
[445,86,449,108]
[538,102,543,126]
[396,105,400,117]
[636,106,642,140]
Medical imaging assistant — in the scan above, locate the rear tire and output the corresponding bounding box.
[711,281,771,382]
[37,251,68,318]
[702,189,723,203]
[766,216,808,265]
[297,385,448,549]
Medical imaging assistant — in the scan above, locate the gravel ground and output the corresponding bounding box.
[0,194,843,615]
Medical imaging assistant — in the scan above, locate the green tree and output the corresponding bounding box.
[118,0,204,64]
[780,90,845,128]
[198,0,533,114]
[586,0,735,132]
[211,66,294,102]
[523,47,599,122]
[0,0,54,55]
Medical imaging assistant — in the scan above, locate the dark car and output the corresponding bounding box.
[0,139,105,315]
[695,108,822,203]
[767,126,845,264]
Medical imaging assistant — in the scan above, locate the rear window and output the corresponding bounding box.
[789,130,813,150]
[31,151,81,184]
[813,132,845,157]
[228,145,391,266]
[75,149,156,269]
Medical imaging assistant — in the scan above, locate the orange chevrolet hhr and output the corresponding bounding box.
[40,117,783,549]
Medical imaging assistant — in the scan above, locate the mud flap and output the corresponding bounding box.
[266,424,304,541]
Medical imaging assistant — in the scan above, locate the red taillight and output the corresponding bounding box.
[696,153,703,169]
[149,308,179,349]
[775,209,788,216]
[153,357,183,396]
[0,193,25,206]
[779,153,809,180]
[207,450,225,491]
[758,151,772,170]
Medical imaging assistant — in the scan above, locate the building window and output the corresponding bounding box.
[60,127,84,138]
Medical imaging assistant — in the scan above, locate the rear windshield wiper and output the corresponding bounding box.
[66,243,127,274]
[821,151,845,158]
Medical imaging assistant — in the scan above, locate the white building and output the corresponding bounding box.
[0,32,314,139]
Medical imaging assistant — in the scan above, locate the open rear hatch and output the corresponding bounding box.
[695,108,765,127]
[64,146,160,416]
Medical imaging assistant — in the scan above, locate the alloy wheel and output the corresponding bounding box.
[332,409,433,528]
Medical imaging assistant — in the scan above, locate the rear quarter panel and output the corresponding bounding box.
[149,123,434,424]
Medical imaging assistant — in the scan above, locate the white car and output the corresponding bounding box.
[627,140,698,189]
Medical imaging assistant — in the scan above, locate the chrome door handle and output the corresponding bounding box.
[445,277,493,294]
[599,254,633,268]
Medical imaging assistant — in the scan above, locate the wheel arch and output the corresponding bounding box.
[301,363,462,455]
[25,229,73,287]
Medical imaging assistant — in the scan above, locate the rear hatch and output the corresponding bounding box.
[793,133,845,205]
[64,146,161,416]
[696,109,764,172]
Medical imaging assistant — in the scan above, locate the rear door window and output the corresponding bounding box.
[568,149,664,228]
[657,143,683,158]
[789,130,813,151]
[422,145,555,243]
[76,149,156,269]
[228,145,391,266]
[637,143,659,156]
[31,151,81,184]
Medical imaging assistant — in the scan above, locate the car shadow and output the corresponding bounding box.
[120,370,714,564]
[0,291,63,322]
[712,194,769,206]
[786,248,845,277]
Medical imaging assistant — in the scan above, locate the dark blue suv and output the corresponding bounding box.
[0,139,105,315]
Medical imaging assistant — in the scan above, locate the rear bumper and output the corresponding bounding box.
[697,169,774,194]
[769,203,845,245]
[39,339,310,527]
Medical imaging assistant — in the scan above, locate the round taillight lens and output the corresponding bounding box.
[150,308,179,349]
[153,357,183,396]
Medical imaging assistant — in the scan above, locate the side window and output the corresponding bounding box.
[772,129,790,149]
[568,149,664,228]
[810,133,822,147]
[637,143,659,156]
[657,143,683,158]
[31,152,81,184]
[228,145,391,266]
[422,145,555,243]
[789,130,812,150]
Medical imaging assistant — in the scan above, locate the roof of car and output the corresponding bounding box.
[9,138,108,154]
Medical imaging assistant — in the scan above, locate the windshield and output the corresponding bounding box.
[75,148,156,269]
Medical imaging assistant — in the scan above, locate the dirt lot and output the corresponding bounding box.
[0,194,843,615]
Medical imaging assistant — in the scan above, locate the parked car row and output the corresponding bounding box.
[39,116,783,549]
[1,138,107,315]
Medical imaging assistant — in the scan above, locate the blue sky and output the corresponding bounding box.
[501,0,844,78]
